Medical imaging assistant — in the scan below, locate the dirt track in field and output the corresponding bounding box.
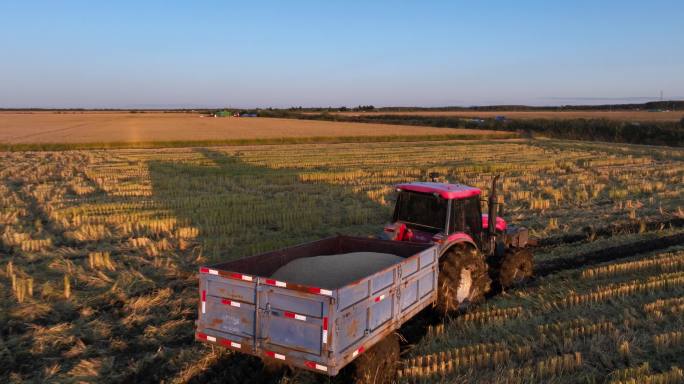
[0,112,508,144]
[329,110,684,122]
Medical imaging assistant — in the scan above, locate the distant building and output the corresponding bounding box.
[214,110,232,117]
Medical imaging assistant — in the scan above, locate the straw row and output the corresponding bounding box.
[609,366,683,384]
[581,251,684,279]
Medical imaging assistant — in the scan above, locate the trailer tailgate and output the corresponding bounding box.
[196,236,438,376]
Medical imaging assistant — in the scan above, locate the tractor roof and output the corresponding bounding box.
[396,182,481,199]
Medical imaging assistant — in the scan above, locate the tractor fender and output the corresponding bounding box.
[438,232,478,258]
[482,214,507,232]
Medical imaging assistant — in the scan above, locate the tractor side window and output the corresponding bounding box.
[449,200,466,233]
[450,197,482,240]
[464,197,482,240]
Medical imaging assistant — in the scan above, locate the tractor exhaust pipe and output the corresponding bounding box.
[488,175,500,239]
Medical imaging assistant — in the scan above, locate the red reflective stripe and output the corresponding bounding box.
[323,317,328,330]
[265,279,286,287]
[199,267,209,273]
[304,361,327,372]
[196,332,207,340]
[284,311,306,321]
[219,339,240,349]
[359,346,365,354]
[307,287,332,295]
[228,273,253,282]
[221,299,240,308]
[264,350,285,360]
[201,290,206,302]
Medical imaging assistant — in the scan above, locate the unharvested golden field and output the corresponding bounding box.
[0,112,508,145]
[331,110,684,121]
[1,138,683,383]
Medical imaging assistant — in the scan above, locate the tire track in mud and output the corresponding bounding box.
[398,229,684,363]
[534,231,684,278]
[538,217,684,247]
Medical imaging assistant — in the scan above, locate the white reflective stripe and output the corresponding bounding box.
[275,280,286,287]
[322,330,328,344]
[208,269,219,275]
[376,294,385,301]
[315,364,327,372]
[201,302,206,313]
[320,289,333,296]
[230,301,241,308]
[352,350,359,357]
[294,313,306,321]
[274,353,285,360]
[242,275,253,282]
[206,335,216,342]
[230,341,241,348]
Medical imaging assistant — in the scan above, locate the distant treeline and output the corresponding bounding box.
[262,101,683,113]
[259,110,684,147]
[2,100,682,113]
[375,100,684,112]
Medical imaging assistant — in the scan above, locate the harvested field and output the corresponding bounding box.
[0,112,510,146]
[401,244,684,383]
[330,110,684,122]
[0,138,682,383]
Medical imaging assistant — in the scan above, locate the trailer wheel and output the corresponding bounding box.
[352,333,400,384]
[436,244,491,313]
[499,248,534,289]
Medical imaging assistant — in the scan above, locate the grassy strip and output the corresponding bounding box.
[0,132,518,151]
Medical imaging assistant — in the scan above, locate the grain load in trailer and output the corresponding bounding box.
[271,252,404,288]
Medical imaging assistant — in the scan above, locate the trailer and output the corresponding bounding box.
[196,235,437,376]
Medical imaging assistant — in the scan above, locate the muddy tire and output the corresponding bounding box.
[499,248,534,288]
[436,244,491,313]
[352,333,400,384]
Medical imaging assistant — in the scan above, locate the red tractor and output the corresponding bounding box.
[382,176,533,312]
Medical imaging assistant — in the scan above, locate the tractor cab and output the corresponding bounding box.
[382,178,533,311]
[384,182,501,249]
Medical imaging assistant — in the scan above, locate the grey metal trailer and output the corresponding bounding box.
[196,235,438,376]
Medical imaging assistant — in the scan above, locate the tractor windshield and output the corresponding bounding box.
[394,191,448,231]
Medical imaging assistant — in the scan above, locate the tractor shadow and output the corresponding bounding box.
[148,148,391,264]
[147,148,405,383]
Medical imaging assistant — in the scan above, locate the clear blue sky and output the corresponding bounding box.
[1,1,682,108]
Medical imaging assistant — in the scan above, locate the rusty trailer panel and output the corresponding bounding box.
[196,235,438,376]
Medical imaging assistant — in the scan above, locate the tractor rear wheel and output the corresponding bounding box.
[436,244,491,313]
[498,248,534,289]
[352,333,400,384]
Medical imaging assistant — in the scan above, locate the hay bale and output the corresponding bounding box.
[271,252,403,289]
